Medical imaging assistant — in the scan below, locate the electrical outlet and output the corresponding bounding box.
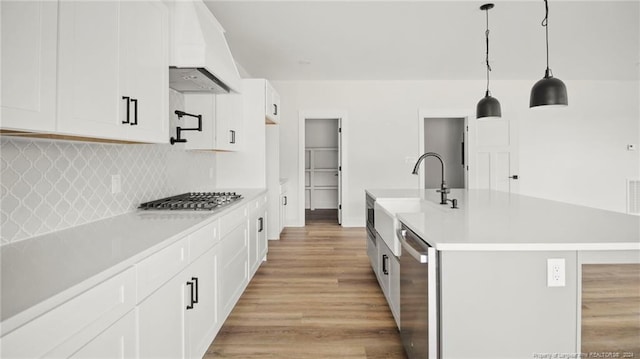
[111,174,121,194]
[547,258,566,287]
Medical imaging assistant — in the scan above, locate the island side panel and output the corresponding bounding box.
[439,250,578,359]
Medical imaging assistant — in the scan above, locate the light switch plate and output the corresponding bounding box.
[111,174,122,194]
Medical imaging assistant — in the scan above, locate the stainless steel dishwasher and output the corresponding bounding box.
[398,223,439,359]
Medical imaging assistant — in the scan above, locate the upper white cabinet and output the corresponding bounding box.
[56,1,168,143]
[183,93,242,151]
[265,81,280,124]
[1,1,58,132]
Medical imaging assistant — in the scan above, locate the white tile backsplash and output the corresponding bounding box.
[0,137,217,244]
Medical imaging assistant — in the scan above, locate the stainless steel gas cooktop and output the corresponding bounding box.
[138,192,242,211]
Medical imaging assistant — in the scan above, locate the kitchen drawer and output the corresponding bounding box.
[252,194,268,210]
[220,204,248,238]
[1,267,136,358]
[136,237,189,302]
[189,220,219,262]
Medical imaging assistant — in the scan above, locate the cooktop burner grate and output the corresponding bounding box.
[138,192,242,211]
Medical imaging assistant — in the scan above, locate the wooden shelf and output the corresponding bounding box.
[305,147,339,210]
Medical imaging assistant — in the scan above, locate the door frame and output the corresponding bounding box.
[298,110,348,226]
[418,109,476,189]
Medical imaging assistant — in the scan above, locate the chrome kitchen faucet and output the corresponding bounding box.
[412,152,457,208]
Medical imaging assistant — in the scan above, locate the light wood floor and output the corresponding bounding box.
[582,263,640,356]
[205,219,406,358]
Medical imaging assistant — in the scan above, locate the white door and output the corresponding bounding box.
[469,117,519,193]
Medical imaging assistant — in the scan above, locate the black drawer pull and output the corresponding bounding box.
[130,98,138,125]
[258,217,264,232]
[382,254,389,275]
[122,96,130,124]
[186,280,195,310]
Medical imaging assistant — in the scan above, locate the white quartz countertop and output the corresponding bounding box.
[0,189,266,334]
[367,189,640,251]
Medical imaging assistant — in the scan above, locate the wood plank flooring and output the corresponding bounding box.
[581,263,640,356]
[205,219,406,359]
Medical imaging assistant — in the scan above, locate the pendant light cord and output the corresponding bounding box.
[542,0,552,76]
[485,8,491,95]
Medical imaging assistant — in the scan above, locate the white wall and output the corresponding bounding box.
[273,80,640,227]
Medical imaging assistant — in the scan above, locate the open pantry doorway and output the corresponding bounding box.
[299,114,344,226]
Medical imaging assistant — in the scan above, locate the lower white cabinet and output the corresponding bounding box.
[137,267,186,359]
[186,247,219,359]
[373,233,400,328]
[279,184,288,234]
[249,195,268,277]
[217,222,249,320]
[1,267,136,358]
[70,310,137,359]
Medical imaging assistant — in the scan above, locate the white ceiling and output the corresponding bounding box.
[205,1,640,81]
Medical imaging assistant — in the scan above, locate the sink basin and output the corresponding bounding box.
[374,198,426,256]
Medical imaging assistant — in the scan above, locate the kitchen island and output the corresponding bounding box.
[366,188,640,359]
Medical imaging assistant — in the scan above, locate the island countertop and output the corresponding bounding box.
[368,189,640,251]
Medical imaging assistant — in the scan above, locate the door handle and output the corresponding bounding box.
[130,98,138,125]
[192,277,198,304]
[186,280,195,310]
[382,254,389,275]
[121,96,130,124]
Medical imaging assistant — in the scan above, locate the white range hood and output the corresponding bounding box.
[167,0,242,94]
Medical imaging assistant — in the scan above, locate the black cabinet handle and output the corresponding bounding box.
[283,196,287,206]
[130,98,138,125]
[273,103,278,116]
[122,96,130,124]
[230,130,236,144]
[382,254,389,275]
[461,141,465,166]
[258,217,264,232]
[192,277,198,304]
[186,280,195,310]
[509,175,519,180]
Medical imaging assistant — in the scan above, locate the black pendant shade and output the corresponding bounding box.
[530,69,568,107]
[477,92,502,119]
[530,0,568,108]
[476,3,501,120]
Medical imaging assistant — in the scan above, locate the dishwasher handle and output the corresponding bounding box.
[397,227,430,264]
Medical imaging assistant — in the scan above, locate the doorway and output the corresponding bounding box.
[304,118,342,225]
[423,117,466,189]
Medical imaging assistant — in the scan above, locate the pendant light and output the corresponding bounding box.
[476,3,501,120]
[530,0,568,107]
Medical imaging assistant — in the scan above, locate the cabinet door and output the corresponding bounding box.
[138,272,186,359]
[57,1,124,139]
[1,1,57,132]
[70,310,136,359]
[119,1,168,143]
[265,81,280,124]
[257,209,268,265]
[186,247,218,359]
[218,223,248,320]
[389,253,400,328]
[215,93,242,151]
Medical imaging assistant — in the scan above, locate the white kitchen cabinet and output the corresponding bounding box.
[265,81,281,124]
[279,181,289,234]
[1,268,136,358]
[137,266,186,359]
[1,1,58,132]
[249,195,268,277]
[218,217,249,320]
[183,93,242,151]
[70,310,137,359]
[376,237,400,328]
[57,0,168,143]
